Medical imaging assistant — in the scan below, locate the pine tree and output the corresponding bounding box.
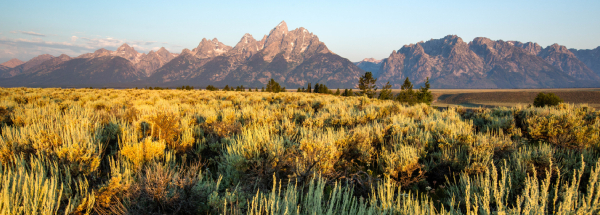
[307,83,312,93]
[334,88,340,96]
[416,77,433,105]
[378,81,393,100]
[358,72,378,98]
[396,78,415,105]
[314,83,319,93]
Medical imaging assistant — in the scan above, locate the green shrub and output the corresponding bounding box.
[533,92,563,107]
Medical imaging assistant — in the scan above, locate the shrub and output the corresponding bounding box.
[533,92,563,107]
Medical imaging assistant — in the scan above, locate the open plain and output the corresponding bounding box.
[424,88,600,108]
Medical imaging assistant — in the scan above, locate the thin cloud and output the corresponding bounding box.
[0,35,177,62]
[20,31,45,37]
[0,38,93,53]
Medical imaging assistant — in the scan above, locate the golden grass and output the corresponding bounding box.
[0,87,599,214]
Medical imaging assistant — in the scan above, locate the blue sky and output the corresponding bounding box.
[1,0,599,63]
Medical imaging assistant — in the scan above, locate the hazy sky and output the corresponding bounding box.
[1,0,599,63]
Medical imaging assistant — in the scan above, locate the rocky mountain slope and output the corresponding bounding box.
[570,47,600,77]
[355,58,382,77]
[0,58,25,68]
[150,21,362,88]
[0,43,178,87]
[376,35,600,88]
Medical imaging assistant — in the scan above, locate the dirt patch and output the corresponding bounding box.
[431,89,600,108]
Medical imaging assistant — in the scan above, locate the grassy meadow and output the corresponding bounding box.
[1,87,600,214]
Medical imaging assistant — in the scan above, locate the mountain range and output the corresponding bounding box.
[1,21,599,89]
[357,36,600,88]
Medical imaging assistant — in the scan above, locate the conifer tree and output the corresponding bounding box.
[416,77,433,105]
[378,81,393,100]
[358,72,378,98]
[395,78,415,105]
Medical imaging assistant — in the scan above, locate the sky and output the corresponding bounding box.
[1,0,599,63]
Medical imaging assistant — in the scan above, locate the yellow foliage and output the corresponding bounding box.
[121,137,166,169]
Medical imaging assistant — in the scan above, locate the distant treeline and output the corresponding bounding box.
[86,73,433,105]
[296,72,433,105]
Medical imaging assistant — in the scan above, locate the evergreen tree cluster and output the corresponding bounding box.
[297,82,333,94]
[235,85,246,92]
[341,89,354,97]
[205,85,218,91]
[144,86,166,90]
[176,85,194,90]
[356,71,432,105]
[265,78,285,93]
[394,77,432,105]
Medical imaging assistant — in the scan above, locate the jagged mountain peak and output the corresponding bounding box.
[116,43,138,54]
[157,47,169,53]
[416,35,469,57]
[511,41,543,55]
[93,48,113,57]
[117,43,132,50]
[181,48,193,55]
[275,21,288,32]
[355,58,384,76]
[57,54,71,61]
[114,43,142,63]
[239,33,256,43]
[545,43,570,53]
[0,58,25,68]
[30,54,55,62]
[264,21,289,47]
[360,58,382,64]
[193,38,232,59]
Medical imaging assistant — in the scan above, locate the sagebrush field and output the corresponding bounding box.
[1,87,600,214]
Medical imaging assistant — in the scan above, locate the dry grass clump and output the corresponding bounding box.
[1,87,600,214]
